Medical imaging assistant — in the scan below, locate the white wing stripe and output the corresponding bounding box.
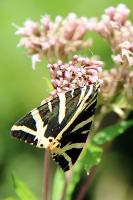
[71,116,93,133]
[11,125,36,136]
[58,93,66,124]
[57,84,94,139]
[48,101,52,112]
[77,85,87,106]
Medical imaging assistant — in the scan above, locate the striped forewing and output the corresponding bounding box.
[11,82,99,171]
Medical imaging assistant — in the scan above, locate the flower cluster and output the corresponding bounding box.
[94,4,133,66]
[100,66,133,118]
[13,5,133,200]
[15,4,133,117]
[15,14,92,68]
[48,55,103,96]
[87,4,133,117]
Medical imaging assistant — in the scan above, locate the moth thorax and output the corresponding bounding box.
[37,136,53,148]
[48,139,60,152]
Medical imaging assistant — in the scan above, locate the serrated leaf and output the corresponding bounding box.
[12,174,37,200]
[52,169,65,200]
[92,120,133,145]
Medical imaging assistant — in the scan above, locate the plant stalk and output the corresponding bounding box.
[75,166,97,200]
[60,178,68,200]
[43,150,50,200]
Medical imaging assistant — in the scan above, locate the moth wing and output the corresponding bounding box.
[51,84,99,171]
[11,83,99,171]
[11,86,84,148]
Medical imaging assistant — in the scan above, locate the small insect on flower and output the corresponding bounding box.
[11,82,100,171]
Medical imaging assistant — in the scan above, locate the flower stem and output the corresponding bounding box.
[43,150,50,200]
[75,166,97,200]
[74,106,107,200]
[60,178,68,200]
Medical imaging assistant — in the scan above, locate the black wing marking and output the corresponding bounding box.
[11,82,99,171]
[11,85,85,148]
[51,97,98,171]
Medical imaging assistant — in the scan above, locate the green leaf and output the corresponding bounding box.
[12,174,37,200]
[82,120,133,172]
[66,145,102,199]
[92,120,133,145]
[83,144,103,172]
[52,169,65,200]
[66,120,133,199]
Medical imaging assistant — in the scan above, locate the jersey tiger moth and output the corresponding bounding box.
[11,82,99,171]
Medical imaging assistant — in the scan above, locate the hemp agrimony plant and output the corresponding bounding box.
[12,4,133,200]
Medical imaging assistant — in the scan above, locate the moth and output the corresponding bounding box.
[11,82,99,171]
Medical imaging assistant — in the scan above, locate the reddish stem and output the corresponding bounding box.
[43,150,50,200]
[75,166,97,200]
[60,179,68,200]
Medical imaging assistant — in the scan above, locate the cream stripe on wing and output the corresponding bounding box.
[58,93,66,124]
[32,109,47,133]
[31,109,49,148]
[11,125,36,136]
[51,143,84,154]
[59,143,85,169]
[62,152,72,168]
[71,89,74,98]
[71,116,93,133]
[57,84,94,140]
[48,101,52,112]
[61,143,84,152]
[81,130,89,134]
[77,85,87,106]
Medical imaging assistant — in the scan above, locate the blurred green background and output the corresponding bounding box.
[0,0,133,199]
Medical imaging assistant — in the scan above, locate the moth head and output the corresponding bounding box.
[48,139,61,152]
[36,136,54,148]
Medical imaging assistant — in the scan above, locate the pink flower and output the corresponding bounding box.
[15,13,92,66]
[31,54,41,69]
[113,41,133,66]
[48,55,103,96]
[16,20,39,36]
